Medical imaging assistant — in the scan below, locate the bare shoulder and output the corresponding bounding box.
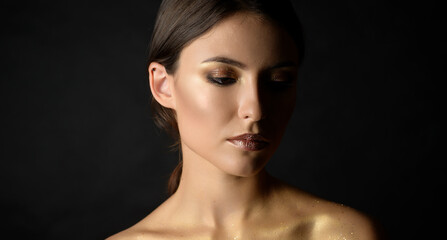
[105,206,168,240]
[105,220,160,240]
[310,201,381,240]
[105,228,149,240]
[273,182,382,240]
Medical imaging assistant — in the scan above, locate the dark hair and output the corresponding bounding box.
[148,0,304,196]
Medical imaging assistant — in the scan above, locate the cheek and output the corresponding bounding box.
[174,77,235,143]
[277,90,296,120]
[264,89,296,137]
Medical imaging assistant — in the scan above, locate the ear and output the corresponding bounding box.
[148,62,175,109]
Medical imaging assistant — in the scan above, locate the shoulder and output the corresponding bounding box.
[106,223,173,240]
[105,224,160,240]
[310,202,381,240]
[272,182,382,240]
[105,211,167,240]
[105,230,141,240]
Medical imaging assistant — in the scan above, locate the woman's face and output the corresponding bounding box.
[171,13,298,177]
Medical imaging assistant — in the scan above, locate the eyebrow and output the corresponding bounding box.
[201,56,297,70]
[268,61,297,70]
[201,56,246,69]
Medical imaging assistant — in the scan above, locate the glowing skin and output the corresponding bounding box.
[107,13,380,240]
[173,13,298,179]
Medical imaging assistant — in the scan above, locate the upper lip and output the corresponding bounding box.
[227,133,269,142]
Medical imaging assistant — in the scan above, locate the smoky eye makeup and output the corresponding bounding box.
[271,71,295,83]
[205,67,238,86]
[262,70,297,90]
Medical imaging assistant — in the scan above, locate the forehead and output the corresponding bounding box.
[178,12,298,70]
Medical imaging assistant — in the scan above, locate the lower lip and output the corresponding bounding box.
[227,139,269,151]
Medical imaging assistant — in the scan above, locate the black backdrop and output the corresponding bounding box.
[1,0,444,239]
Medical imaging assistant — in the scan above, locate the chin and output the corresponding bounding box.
[215,150,272,178]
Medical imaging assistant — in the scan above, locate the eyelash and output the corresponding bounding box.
[206,75,295,89]
[266,80,295,91]
[206,76,237,86]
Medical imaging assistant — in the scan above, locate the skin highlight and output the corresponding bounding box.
[107,12,380,240]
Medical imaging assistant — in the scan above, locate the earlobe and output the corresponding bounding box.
[148,62,175,109]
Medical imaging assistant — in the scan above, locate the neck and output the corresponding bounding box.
[170,144,275,228]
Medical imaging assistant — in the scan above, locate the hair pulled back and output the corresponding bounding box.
[148,0,304,196]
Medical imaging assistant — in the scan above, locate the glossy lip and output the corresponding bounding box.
[227,133,270,151]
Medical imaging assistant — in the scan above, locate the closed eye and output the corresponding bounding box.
[265,80,296,91]
[261,71,297,90]
[206,76,237,86]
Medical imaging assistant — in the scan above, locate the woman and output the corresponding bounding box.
[108,0,380,239]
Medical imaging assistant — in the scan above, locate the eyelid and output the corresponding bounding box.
[206,76,237,86]
[205,67,239,86]
[270,71,296,82]
[208,67,238,77]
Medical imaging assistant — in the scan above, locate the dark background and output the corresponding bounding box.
[1,0,444,239]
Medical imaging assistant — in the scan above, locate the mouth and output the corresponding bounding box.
[227,133,269,151]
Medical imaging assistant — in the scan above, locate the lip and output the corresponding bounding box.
[227,133,269,151]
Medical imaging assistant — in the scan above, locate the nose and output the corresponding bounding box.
[237,79,263,121]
